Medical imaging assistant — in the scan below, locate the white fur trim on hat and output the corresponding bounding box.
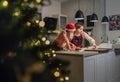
[66,28,76,31]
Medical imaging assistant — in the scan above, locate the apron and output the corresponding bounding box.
[71,34,84,48]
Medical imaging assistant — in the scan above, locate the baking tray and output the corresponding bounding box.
[85,48,110,53]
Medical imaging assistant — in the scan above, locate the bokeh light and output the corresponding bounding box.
[45,40,50,45]
[39,21,45,27]
[2,1,8,7]
[65,76,69,80]
[26,21,31,27]
[36,0,41,4]
[41,37,46,41]
[54,71,60,77]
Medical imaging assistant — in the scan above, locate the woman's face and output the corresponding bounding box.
[77,26,84,33]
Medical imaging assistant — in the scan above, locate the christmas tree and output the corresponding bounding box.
[0,0,70,82]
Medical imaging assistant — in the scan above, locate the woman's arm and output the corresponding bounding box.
[83,32,97,48]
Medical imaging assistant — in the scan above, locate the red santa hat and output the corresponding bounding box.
[66,22,76,31]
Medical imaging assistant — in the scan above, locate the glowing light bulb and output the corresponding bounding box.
[2,1,8,7]
[35,20,39,23]
[60,77,64,81]
[45,40,50,45]
[52,50,55,53]
[13,11,20,16]
[53,54,56,57]
[26,21,31,27]
[42,37,46,41]
[24,0,28,2]
[36,0,41,3]
[65,76,69,80]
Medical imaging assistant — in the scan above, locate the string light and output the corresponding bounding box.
[26,21,31,27]
[56,67,59,70]
[52,50,55,53]
[36,0,42,4]
[35,40,40,46]
[35,20,39,23]
[45,40,50,45]
[13,11,20,16]
[59,77,64,81]
[12,8,21,17]
[2,0,8,7]
[53,54,56,57]
[41,37,46,41]
[42,60,46,64]
[24,0,28,2]
[65,76,69,80]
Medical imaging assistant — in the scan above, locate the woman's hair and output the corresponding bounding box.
[75,22,84,29]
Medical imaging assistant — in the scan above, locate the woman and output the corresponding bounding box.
[71,22,97,49]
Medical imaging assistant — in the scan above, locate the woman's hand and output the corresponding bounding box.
[92,43,97,49]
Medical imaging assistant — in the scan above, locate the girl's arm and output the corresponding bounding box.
[63,31,76,50]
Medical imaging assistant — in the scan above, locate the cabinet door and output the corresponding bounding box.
[96,51,120,82]
[56,55,84,82]
[108,51,120,82]
[96,53,108,82]
[84,56,96,82]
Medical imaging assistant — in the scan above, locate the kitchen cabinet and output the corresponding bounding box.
[56,50,120,82]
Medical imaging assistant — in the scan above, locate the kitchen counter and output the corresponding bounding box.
[56,48,110,57]
[56,50,120,82]
[56,50,98,57]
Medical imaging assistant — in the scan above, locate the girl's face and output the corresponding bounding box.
[76,26,84,33]
[67,31,74,39]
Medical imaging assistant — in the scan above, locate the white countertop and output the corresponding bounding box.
[56,50,98,57]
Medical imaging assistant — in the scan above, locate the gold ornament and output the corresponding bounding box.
[26,21,31,27]
[54,71,60,77]
[39,21,45,27]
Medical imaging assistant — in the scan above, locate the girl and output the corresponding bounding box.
[54,22,76,50]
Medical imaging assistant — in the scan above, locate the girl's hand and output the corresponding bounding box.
[70,43,76,50]
[75,46,81,50]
